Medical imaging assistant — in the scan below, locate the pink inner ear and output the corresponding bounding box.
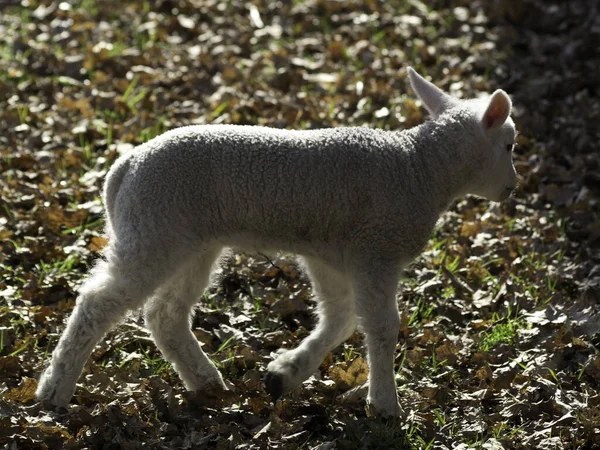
[484,113,496,130]
[483,94,510,130]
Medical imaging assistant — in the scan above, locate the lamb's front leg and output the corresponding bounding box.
[265,257,356,399]
[353,266,403,417]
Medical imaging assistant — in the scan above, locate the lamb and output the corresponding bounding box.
[36,68,517,417]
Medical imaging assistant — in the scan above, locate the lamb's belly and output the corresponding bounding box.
[215,232,343,264]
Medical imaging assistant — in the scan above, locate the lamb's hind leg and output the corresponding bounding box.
[265,256,357,400]
[144,247,226,393]
[352,262,402,417]
[36,258,158,408]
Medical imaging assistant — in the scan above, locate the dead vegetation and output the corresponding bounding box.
[0,0,599,448]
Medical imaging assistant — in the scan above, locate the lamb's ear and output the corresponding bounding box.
[407,67,453,118]
[482,90,512,132]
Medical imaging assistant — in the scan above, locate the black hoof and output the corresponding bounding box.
[39,400,68,415]
[264,372,284,403]
[55,406,69,415]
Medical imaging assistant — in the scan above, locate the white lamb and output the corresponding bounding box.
[36,68,517,417]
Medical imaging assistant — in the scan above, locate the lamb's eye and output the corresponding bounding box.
[506,144,513,152]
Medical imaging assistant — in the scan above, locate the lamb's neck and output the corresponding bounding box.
[402,118,478,215]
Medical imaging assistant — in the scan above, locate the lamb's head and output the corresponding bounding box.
[407,67,518,203]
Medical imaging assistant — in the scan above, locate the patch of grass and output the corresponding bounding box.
[343,344,358,361]
[121,75,148,115]
[211,101,229,120]
[492,420,530,441]
[444,255,460,273]
[342,418,412,449]
[135,28,157,51]
[36,255,81,284]
[421,345,449,376]
[62,216,103,235]
[547,367,562,389]
[139,345,173,375]
[108,40,127,58]
[78,134,93,162]
[96,119,115,147]
[140,117,167,142]
[16,104,29,124]
[408,297,436,326]
[77,0,98,16]
[479,317,524,352]
[441,285,455,299]
[212,335,239,369]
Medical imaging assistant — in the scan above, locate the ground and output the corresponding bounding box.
[0,0,599,449]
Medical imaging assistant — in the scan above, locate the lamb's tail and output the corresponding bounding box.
[102,155,131,231]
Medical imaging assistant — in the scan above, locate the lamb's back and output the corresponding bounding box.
[105,125,430,257]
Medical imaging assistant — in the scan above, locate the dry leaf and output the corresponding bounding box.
[328,357,369,390]
[4,378,38,403]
